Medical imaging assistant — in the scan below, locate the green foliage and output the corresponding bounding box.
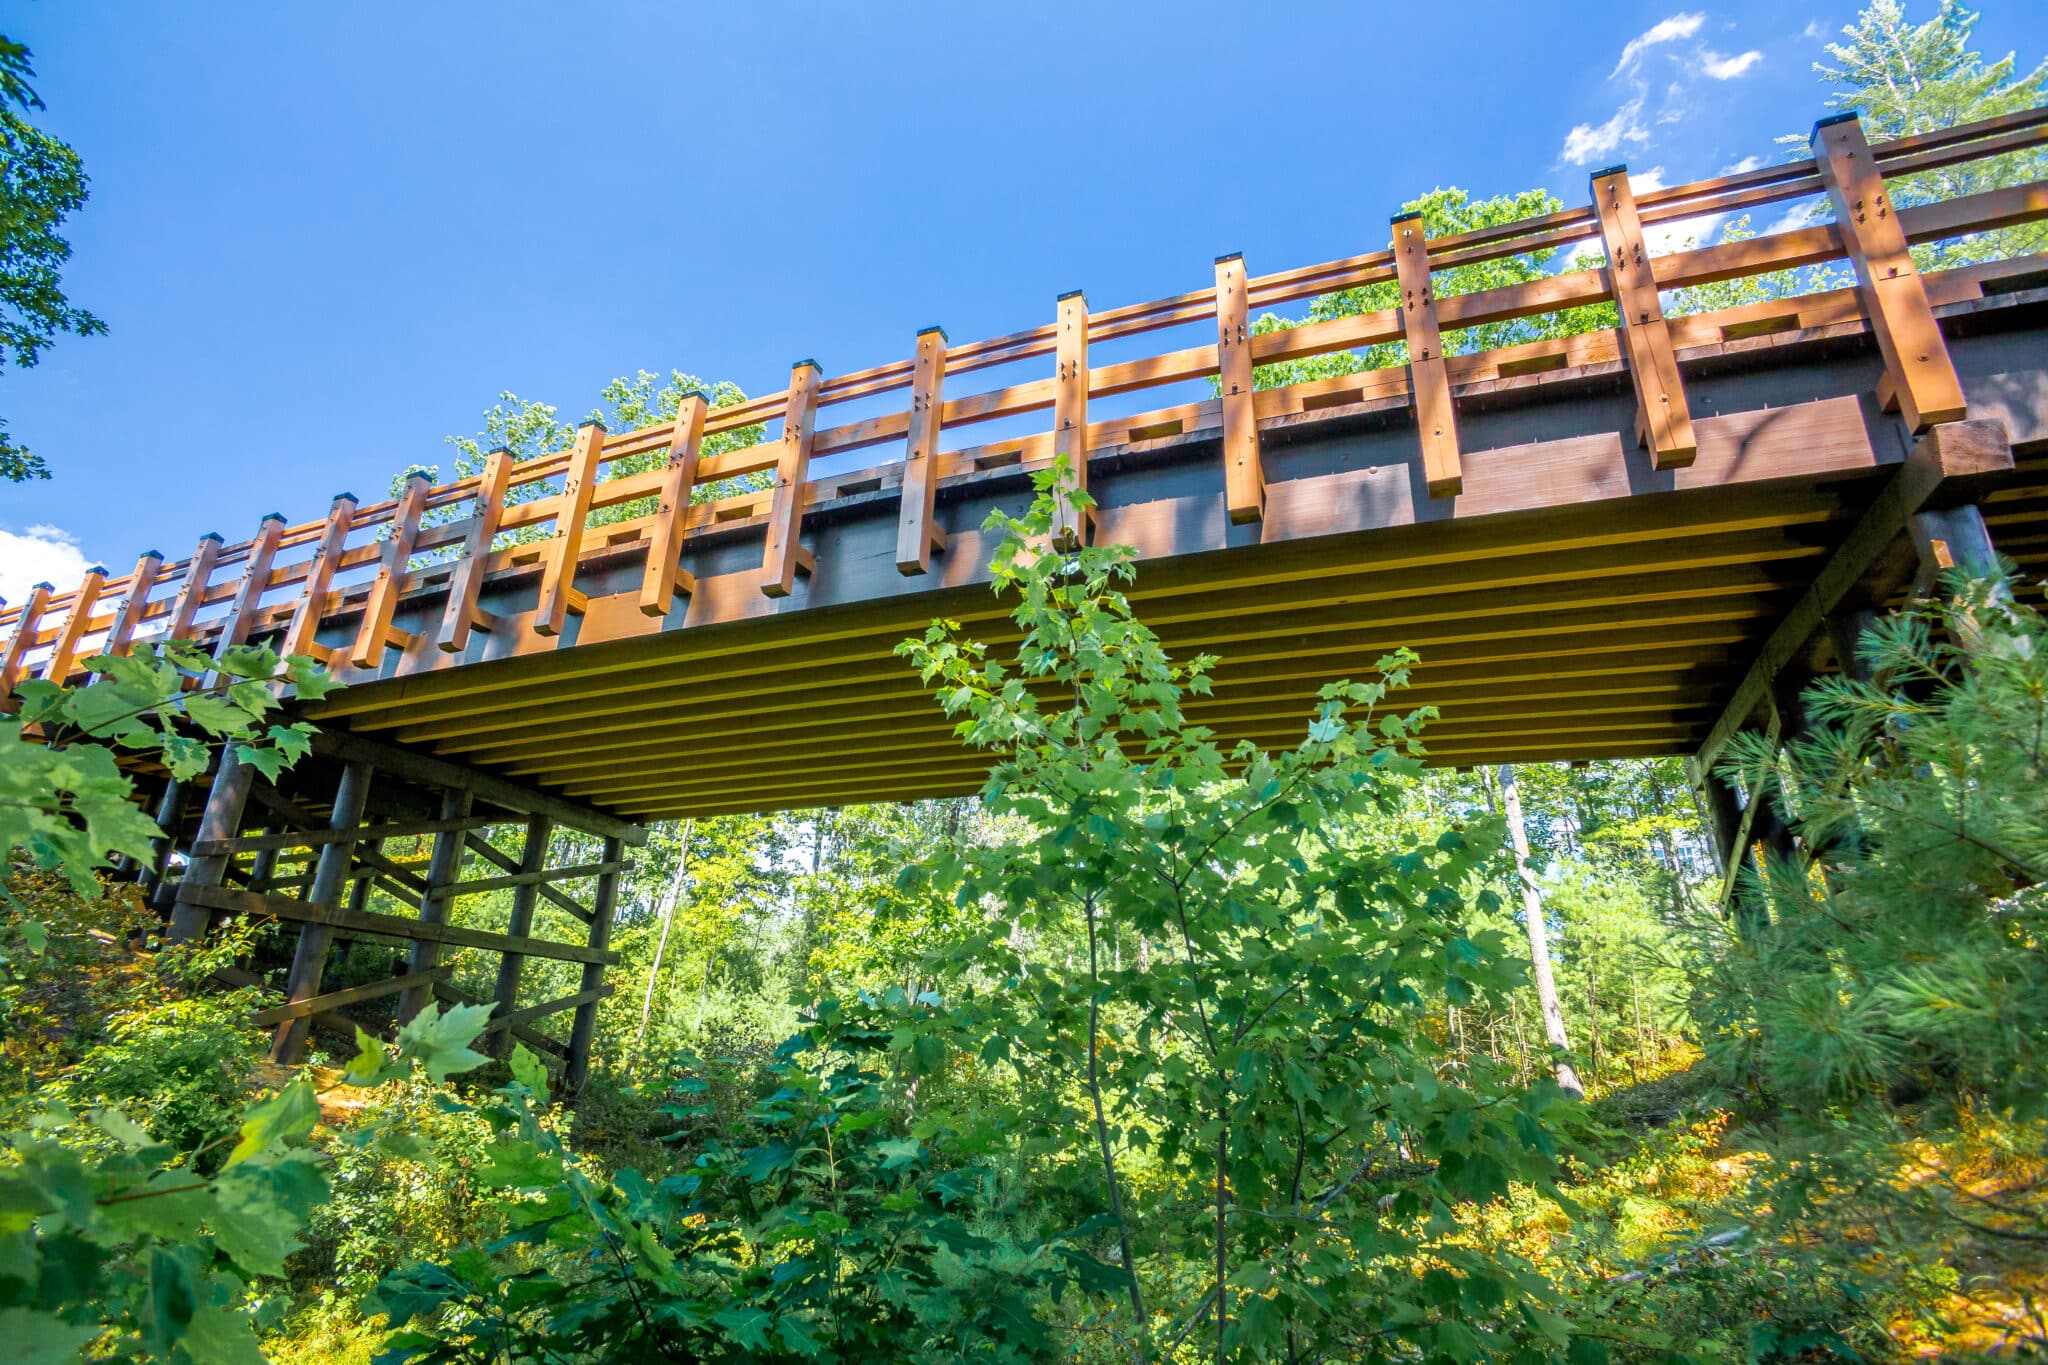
[0,34,107,481]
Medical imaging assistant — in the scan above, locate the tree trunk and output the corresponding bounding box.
[630,818,694,1073]
[1499,765,1584,1098]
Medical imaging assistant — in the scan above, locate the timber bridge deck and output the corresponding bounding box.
[4,109,2047,1082]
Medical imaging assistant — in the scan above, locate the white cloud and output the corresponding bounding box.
[1700,48,1763,78]
[1560,97,1650,165]
[1803,18,1829,40]
[0,524,92,605]
[1722,154,1766,174]
[1611,12,1706,77]
[1631,166,1671,192]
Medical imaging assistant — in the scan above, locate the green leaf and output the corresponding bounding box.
[509,1043,551,1103]
[226,1078,319,1167]
[393,1001,494,1083]
[714,1304,774,1351]
[0,1307,98,1364]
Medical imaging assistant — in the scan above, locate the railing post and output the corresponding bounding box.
[0,581,54,705]
[282,493,359,663]
[1214,254,1264,523]
[436,451,512,652]
[270,758,376,1062]
[565,835,623,1096]
[639,396,707,616]
[43,565,108,686]
[536,422,604,636]
[351,469,432,668]
[489,813,552,1055]
[1052,291,1092,544]
[397,787,475,1025]
[163,533,225,643]
[762,361,821,598]
[895,328,950,574]
[1812,111,1968,431]
[1590,165,1698,468]
[100,550,164,663]
[211,513,288,664]
[1390,213,1463,498]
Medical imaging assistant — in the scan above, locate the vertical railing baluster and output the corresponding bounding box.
[1391,212,1463,498]
[895,328,950,574]
[761,362,821,598]
[639,396,708,616]
[1215,255,1265,523]
[536,424,604,637]
[1591,165,1698,468]
[436,452,512,652]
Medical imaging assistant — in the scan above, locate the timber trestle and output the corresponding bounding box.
[139,727,645,1086]
[8,107,2048,961]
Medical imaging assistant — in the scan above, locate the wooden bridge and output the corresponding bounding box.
[5,109,2047,1083]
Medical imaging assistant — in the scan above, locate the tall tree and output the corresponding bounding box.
[1499,764,1585,1098]
[0,36,106,481]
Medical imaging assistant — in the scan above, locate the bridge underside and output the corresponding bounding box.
[300,289,2048,821]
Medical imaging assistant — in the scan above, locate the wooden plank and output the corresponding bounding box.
[436,980,571,1064]
[638,396,708,617]
[161,533,224,643]
[484,984,609,1036]
[445,859,622,898]
[437,449,513,651]
[1689,418,2012,780]
[1051,291,1092,543]
[399,788,471,1023]
[1811,112,1968,431]
[895,328,949,575]
[1215,254,1263,523]
[166,748,257,941]
[0,580,54,703]
[1390,212,1462,498]
[249,966,452,1027]
[490,814,550,1057]
[271,758,375,1063]
[308,727,647,845]
[99,550,164,662]
[189,810,501,857]
[1590,165,1698,469]
[211,513,288,662]
[465,831,592,923]
[536,422,604,636]
[762,361,822,598]
[181,882,622,966]
[566,836,624,1095]
[351,470,432,668]
[41,565,107,685]
[281,494,358,663]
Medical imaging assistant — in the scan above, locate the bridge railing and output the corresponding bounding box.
[4,107,2046,694]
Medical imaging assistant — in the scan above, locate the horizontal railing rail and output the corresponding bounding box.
[4,107,2045,695]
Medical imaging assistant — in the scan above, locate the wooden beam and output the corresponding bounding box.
[639,396,708,616]
[434,980,568,1066]
[437,449,512,652]
[445,859,621,897]
[308,727,647,845]
[271,757,375,1063]
[399,788,471,1023]
[189,810,502,857]
[282,494,358,662]
[162,533,223,643]
[895,328,949,574]
[1215,254,1264,523]
[1051,291,1092,543]
[464,831,593,923]
[566,835,624,1096]
[41,565,107,685]
[1590,165,1698,468]
[1812,112,1968,431]
[99,550,164,661]
[166,748,256,941]
[536,422,604,636]
[0,580,52,704]
[351,470,432,668]
[1390,213,1462,498]
[183,882,622,966]
[490,814,550,1057]
[249,966,452,1027]
[483,984,610,1037]
[211,514,287,664]
[1689,417,2012,780]
[762,361,821,598]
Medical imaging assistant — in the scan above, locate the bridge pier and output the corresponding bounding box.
[151,727,644,1091]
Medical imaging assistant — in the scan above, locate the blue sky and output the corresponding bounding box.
[3,0,2044,599]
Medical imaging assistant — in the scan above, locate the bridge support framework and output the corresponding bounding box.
[155,727,645,1092]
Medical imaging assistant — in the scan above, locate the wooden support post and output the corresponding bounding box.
[1812,112,1967,432]
[166,749,257,941]
[436,451,512,652]
[1825,607,1879,682]
[490,814,552,1056]
[638,397,707,616]
[1698,769,1743,872]
[139,778,190,902]
[895,329,950,575]
[271,758,376,1062]
[1214,254,1264,523]
[398,787,476,1024]
[163,533,224,643]
[211,513,287,663]
[1,581,55,706]
[565,835,623,1096]
[762,361,821,598]
[100,550,164,663]
[536,423,604,636]
[350,469,432,669]
[1910,502,1999,582]
[1590,165,1698,469]
[282,493,358,663]
[42,565,108,686]
[1051,292,1092,545]
[1390,213,1462,498]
